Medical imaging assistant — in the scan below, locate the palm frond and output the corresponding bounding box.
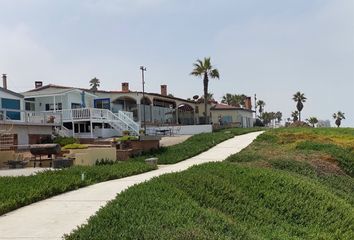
[210,69,220,79]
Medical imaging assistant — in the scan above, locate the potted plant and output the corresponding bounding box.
[139,129,145,136]
[122,130,130,136]
[47,115,55,123]
[111,138,118,147]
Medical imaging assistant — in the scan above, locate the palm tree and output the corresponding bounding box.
[221,94,247,107]
[191,57,220,123]
[332,111,345,127]
[221,93,233,105]
[292,91,306,122]
[291,111,299,122]
[256,100,265,117]
[307,117,318,127]
[198,92,214,103]
[232,94,247,107]
[275,111,282,124]
[89,77,100,92]
[260,112,276,126]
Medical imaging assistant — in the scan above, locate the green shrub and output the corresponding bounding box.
[54,136,78,146]
[63,143,88,150]
[96,158,115,165]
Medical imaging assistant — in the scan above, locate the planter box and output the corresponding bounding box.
[66,147,116,166]
[130,140,160,152]
[116,149,133,161]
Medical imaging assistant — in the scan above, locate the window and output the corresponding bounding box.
[71,103,82,109]
[25,101,35,111]
[1,98,21,120]
[94,98,110,109]
[222,116,233,124]
[45,103,62,111]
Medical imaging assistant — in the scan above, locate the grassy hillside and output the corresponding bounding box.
[133,127,263,164]
[66,128,354,240]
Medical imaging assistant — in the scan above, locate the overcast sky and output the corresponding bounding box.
[1,0,353,126]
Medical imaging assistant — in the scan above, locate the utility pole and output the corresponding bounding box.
[254,94,257,118]
[140,66,147,134]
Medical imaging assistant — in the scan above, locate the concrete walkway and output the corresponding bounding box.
[0,131,263,240]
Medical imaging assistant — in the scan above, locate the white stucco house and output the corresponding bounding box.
[17,80,255,140]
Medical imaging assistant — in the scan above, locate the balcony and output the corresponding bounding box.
[0,109,62,126]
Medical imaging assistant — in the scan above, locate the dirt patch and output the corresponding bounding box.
[309,156,346,176]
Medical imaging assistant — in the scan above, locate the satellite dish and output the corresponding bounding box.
[193,95,199,100]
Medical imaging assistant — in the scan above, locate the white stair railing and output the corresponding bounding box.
[57,126,72,137]
[55,108,139,136]
[106,110,140,135]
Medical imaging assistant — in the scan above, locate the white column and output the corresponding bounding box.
[90,121,94,138]
[53,96,56,112]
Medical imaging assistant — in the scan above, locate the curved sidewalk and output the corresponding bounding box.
[0,131,263,240]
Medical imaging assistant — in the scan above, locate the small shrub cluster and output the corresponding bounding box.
[96,158,116,165]
[62,143,88,150]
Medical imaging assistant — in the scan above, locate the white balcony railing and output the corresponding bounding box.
[0,109,62,125]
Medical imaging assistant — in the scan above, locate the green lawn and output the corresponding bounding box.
[0,162,156,215]
[134,127,263,164]
[65,128,354,240]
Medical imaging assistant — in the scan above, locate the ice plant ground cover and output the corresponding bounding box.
[65,128,354,240]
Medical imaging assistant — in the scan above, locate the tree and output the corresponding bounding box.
[275,111,282,124]
[256,100,265,117]
[198,93,215,103]
[232,94,247,107]
[307,117,318,127]
[89,77,100,92]
[291,111,299,122]
[292,91,306,122]
[191,57,220,123]
[261,111,276,126]
[221,94,247,107]
[221,93,233,105]
[332,111,345,127]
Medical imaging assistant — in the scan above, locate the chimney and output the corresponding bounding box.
[244,97,252,110]
[161,85,167,96]
[35,81,43,89]
[122,82,129,92]
[2,74,7,89]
